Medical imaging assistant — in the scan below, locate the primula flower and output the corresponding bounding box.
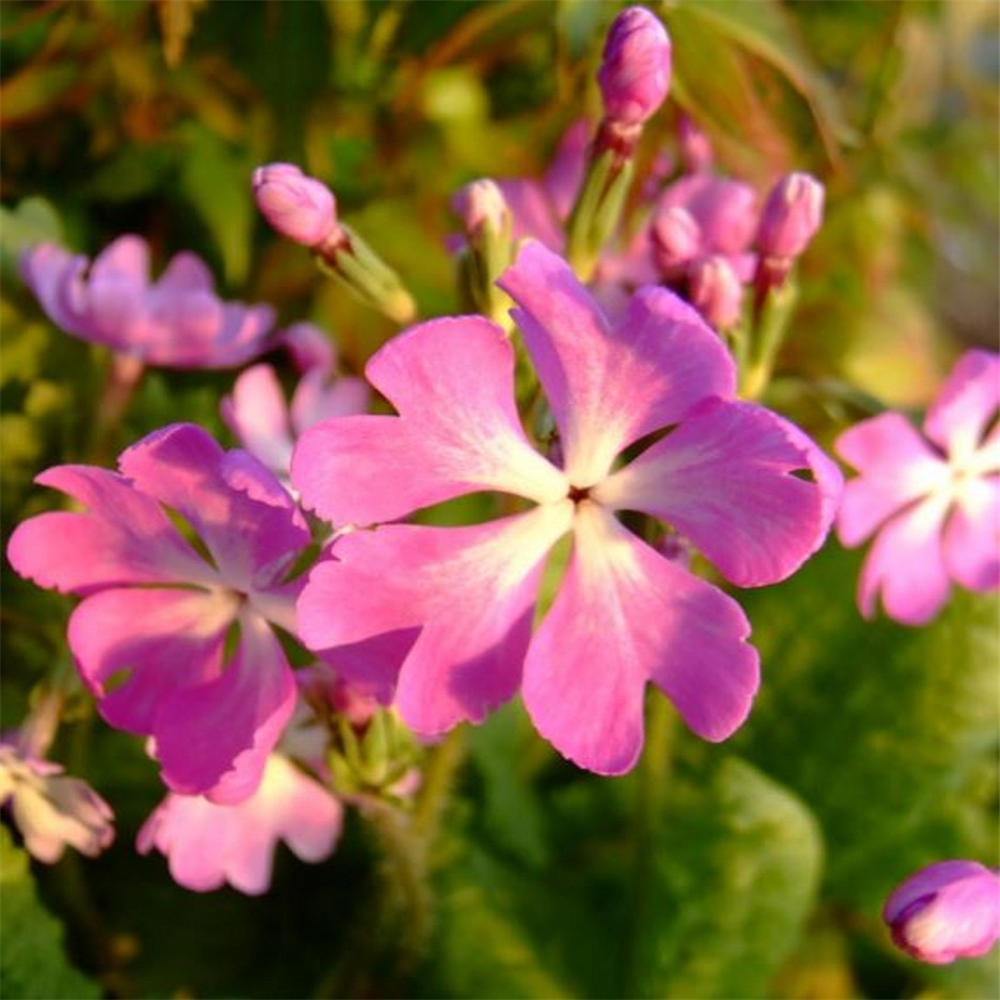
[292,241,841,774]
[20,235,276,369]
[884,860,1000,964]
[835,349,1000,625]
[138,753,342,895]
[221,323,369,487]
[6,423,312,803]
[0,742,114,863]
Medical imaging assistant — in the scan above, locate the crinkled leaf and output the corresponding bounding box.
[0,827,102,999]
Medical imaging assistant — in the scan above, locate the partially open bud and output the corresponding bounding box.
[688,254,744,330]
[252,163,340,248]
[597,7,672,128]
[884,861,1000,965]
[757,172,824,261]
[651,204,702,277]
[452,179,510,239]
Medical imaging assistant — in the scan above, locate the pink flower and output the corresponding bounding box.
[597,7,672,128]
[19,235,276,369]
[252,163,341,248]
[291,241,841,775]
[138,754,342,895]
[6,424,312,803]
[884,860,1000,964]
[221,323,370,487]
[0,743,114,863]
[835,350,1000,625]
[757,172,825,261]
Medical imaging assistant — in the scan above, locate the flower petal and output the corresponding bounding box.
[118,423,310,591]
[924,350,1000,461]
[19,243,92,337]
[523,503,758,774]
[835,412,951,546]
[943,476,1000,592]
[498,241,736,486]
[292,316,568,526]
[298,502,574,732]
[221,365,295,475]
[67,586,234,733]
[154,611,297,804]
[857,494,952,625]
[595,397,836,587]
[7,465,219,594]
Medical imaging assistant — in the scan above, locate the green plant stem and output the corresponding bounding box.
[624,694,678,999]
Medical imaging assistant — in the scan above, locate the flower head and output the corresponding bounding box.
[20,236,276,369]
[138,753,342,895]
[252,163,341,248]
[7,424,312,802]
[597,7,672,128]
[292,241,840,774]
[884,860,1000,964]
[835,349,1000,624]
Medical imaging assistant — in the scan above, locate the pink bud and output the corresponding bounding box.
[452,179,510,236]
[757,172,824,260]
[678,114,713,174]
[884,861,1000,965]
[651,205,702,274]
[597,7,672,127]
[688,255,744,329]
[252,163,339,247]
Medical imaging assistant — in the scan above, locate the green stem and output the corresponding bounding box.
[740,280,798,402]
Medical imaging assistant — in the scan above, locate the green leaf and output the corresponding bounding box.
[0,828,102,999]
[735,543,1000,909]
[633,756,823,1000]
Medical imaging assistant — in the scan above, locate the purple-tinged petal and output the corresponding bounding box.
[924,350,1000,462]
[290,371,370,434]
[836,412,951,546]
[523,503,758,775]
[495,178,565,249]
[154,611,297,804]
[292,317,568,526]
[155,251,215,294]
[884,860,1000,964]
[659,176,758,255]
[87,234,150,288]
[67,586,234,733]
[857,494,952,625]
[943,477,1000,592]
[7,465,219,594]
[498,241,735,486]
[119,423,309,591]
[298,502,574,732]
[221,364,295,476]
[19,243,91,336]
[595,398,835,587]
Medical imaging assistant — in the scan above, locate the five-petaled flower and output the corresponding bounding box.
[884,860,1000,964]
[292,240,841,775]
[20,235,276,369]
[835,349,1000,625]
[7,424,311,803]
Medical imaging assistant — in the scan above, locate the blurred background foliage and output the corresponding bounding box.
[1,1,998,998]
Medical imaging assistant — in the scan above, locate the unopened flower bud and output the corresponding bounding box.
[884,861,1000,965]
[651,205,702,276]
[757,172,824,261]
[597,7,672,128]
[678,114,713,174]
[452,179,511,239]
[252,163,340,248]
[689,255,744,330]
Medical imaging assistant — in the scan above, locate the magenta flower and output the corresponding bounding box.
[6,424,312,803]
[19,235,276,369]
[221,323,370,487]
[835,349,1000,625]
[292,241,841,774]
[138,754,343,895]
[884,860,1000,964]
[597,7,672,128]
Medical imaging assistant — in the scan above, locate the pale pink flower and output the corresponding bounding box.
[7,424,312,803]
[138,754,342,895]
[884,860,1000,964]
[19,235,276,369]
[836,350,1000,624]
[292,241,841,775]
